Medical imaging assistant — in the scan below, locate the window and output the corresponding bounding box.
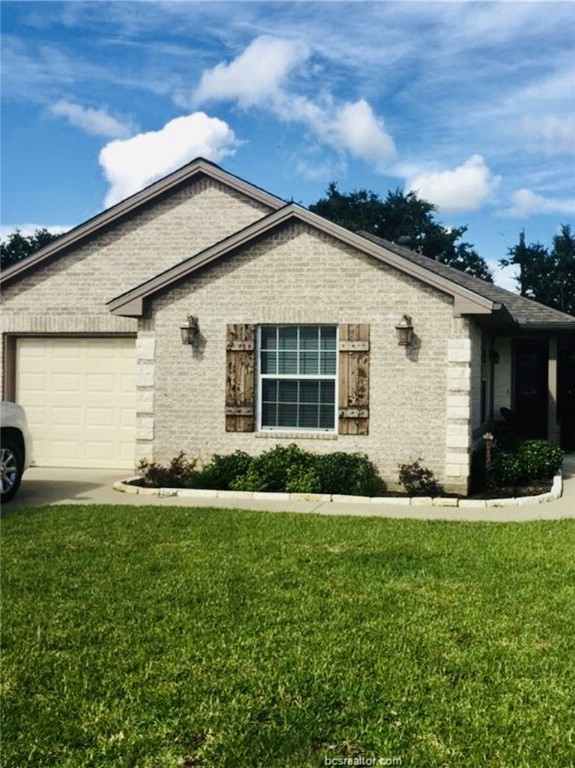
[258,325,337,431]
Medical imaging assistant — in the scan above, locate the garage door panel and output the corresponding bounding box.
[17,337,136,469]
[52,406,82,426]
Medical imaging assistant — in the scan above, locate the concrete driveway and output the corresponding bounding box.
[5,456,575,522]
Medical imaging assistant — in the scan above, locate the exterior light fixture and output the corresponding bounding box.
[395,314,414,346]
[180,315,199,346]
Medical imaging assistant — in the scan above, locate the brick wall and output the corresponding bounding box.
[0,179,272,387]
[149,223,473,493]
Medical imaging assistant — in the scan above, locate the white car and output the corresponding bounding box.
[1,401,34,503]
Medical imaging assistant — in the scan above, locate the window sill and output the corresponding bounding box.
[256,431,338,441]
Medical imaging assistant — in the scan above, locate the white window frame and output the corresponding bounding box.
[257,325,338,433]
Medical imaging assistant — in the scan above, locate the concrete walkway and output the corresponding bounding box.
[7,454,575,522]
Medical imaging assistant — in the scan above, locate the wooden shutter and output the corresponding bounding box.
[225,324,255,432]
[338,323,370,435]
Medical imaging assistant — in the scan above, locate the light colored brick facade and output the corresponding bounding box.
[148,223,473,493]
[2,164,506,495]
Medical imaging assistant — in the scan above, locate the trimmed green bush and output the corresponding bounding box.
[139,444,386,496]
[318,451,386,497]
[487,439,563,489]
[231,444,386,496]
[517,439,563,480]
[194,450,252,490]
[231,444,314,492]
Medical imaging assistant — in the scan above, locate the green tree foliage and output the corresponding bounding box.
[500,225,575,315]
[0,228,61,271]
[309,184,493,282]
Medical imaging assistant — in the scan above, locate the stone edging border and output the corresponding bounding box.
[113,472,563,508]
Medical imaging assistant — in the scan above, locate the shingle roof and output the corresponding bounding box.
[359,231,575,329]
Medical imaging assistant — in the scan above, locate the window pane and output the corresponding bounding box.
[300,327,319,350]
[320,326,337,349]
[320,380,335,403]
[278,350,298,374]
[277,379,298,401]
[320,351,336,375]
[262,401,277,427]
[300,351,319,375]
[278,327,298,350]
[261,327,277,349]
[300,404,319,428]
[300,380,320,403]
[261,351,276,374]
[277,403,298,427]
[319,404,335,429]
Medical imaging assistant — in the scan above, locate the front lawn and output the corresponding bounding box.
[2,506,574,767]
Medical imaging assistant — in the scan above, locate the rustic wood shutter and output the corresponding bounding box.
[338,323,370,435]
[225,324,256,432]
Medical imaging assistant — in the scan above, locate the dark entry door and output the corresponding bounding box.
[514,342,548,439]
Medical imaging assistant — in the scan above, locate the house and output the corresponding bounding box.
[2,158,574,495]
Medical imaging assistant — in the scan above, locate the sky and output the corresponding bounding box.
[1,0,574,290]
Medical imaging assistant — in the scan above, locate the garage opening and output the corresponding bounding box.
[16,336,136,469]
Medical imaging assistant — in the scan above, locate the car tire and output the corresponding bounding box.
[1,437,23,503]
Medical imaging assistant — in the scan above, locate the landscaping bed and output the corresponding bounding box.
[130,439,564,504]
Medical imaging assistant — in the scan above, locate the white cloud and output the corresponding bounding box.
[99,112,242,208]
[500,188,575,218]
[405,155,501,213]
[193,35,310,108]
[49,99,136,139]
[328,100,395,171]
[193,35,396,173]
[489,261,520,293]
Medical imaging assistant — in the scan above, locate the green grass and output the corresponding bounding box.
[1,506,575,767]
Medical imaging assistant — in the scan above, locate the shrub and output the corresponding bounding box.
[487,439,563,489]
[317,452,386,497]
[195,450,253,490]
[517,440,563,481]
[138,451,198,487]
[138,444,387,497]
[487,451,523,488]
[285,464,322,494]
[398,460,443,496]
[231,444,314,492]
[231,444,386,496]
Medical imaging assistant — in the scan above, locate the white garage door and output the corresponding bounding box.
[16,337,136,469]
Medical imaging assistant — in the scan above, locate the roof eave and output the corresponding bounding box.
[109,205,502,318]
[0,158,285,287]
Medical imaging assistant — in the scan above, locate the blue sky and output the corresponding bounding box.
[1,1,574,289]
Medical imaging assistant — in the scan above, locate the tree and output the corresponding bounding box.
[0,228,61,271]
[309,184,493,282]
[500,225,575,315]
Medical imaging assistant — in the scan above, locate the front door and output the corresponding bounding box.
[514,342,548,439]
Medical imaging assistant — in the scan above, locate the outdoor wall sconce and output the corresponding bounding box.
[395,314,414,346]
[180,315,200,346]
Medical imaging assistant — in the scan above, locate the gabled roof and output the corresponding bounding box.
[108,203,510,322]
[0,158,285,286]
[360,232,575,329]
